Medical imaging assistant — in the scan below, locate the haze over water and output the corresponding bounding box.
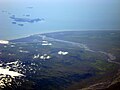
[0,0,120,40]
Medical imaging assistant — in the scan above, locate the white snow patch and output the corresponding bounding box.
[0,67,24,77]
[0,40,9,44]
[19,50,29,53]
[40,54,51,59]
[33,54,51,60]
[0,61,24,89]
[58,51,68,55]
[10,45,15,47]
[4,46,7,48]
[6,61,18,65]
[33,54,40,59]
[42,41,47,43]
[41,41,52,46]
[8,53,15,56]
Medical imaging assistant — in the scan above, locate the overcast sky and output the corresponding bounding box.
[0,0,120,40]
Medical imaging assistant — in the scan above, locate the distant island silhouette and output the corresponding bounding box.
[10,15,44,26]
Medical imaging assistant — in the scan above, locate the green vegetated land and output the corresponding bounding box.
[0,30,120,90]
[45,30,120,63]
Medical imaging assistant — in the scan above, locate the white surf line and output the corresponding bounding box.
[43,35,120,65]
